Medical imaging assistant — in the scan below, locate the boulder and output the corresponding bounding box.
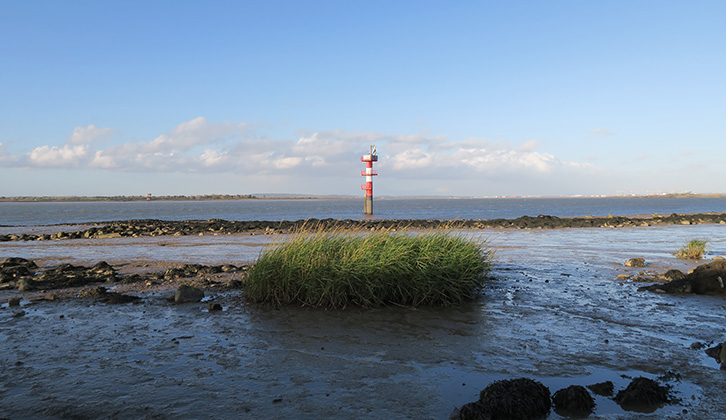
[705,342,726,368]
[450,401,491,420]
[0,258,37,283]
[644,260,726,295]
[624,258,647,267]
[587,381,614,396]
[31,262,118,289]
[175,285,204,303]
[479,378,551,420]
[614,377,671,413]
[663,269,685,281]
[552,385,595,417]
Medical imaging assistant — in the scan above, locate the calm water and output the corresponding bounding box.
[2,197,726,226]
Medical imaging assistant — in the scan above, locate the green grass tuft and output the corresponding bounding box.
[675,238,708,259]
[244,228,493,308]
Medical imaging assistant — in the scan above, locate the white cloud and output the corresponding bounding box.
[1,119,607,196]
[68,125,115,145]
[29,144,89,167]
[112,117,250,156]
[389,148,434,170]
[518,139,539,152]
[589,127,615,136]
[200,149,227,167]
[272,156,303,169]
[293,130,384,157]
[90,151,116,169]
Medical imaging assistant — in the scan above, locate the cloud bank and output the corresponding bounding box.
[1,117,603,195]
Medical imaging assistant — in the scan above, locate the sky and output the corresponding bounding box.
[1,0,724,197]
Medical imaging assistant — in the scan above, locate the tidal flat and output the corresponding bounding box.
[2,224,726,419]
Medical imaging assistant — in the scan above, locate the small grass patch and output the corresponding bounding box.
[244,228,493,308]
[675,239,708,260]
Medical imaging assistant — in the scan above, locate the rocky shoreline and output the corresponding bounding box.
[3,212,726,242]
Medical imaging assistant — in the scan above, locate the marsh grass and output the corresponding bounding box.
[675,239,708,259]
[244,226,492,308]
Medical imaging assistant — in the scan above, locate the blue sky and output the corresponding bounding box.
[1,1,724,197]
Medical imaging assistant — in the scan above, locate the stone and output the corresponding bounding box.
[690,342,705,350]
[646,260,726,295]
[102,293,141,304]
[587,381,614,396]
[8,297,21,307]
[12,310,25,318]
[663,269,685,281]
[17,279,34,293]
[207,303,223,311]
[552,385,595,417]
[615,377,671,412]
[174,285,204,303]
[449,401,491,420]
[478,378,551,420]
[624,258,647,267]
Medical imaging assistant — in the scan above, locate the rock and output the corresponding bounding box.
[8,297,21,307]
[663,269,685,281]
[207,303,223,311]
[705,342,726,367]
[102,293,141,304]
[624,258,647,267]
[645,260,726,295]
[449,401,491,420]
[617,274,630,280]
[17,279,34,292]
[96,232,122,239]
[81,286,108,298]
[225,279,244,289]
[713,256,725,260]
[12,310,25,318]
[690,342,705,350]
[175,285,204,303]
[0,257,37,283]
[0,257,38,270]
[552,385,595,417]
[615,377,671,412]
[478,378,551,420]
[91,261,115,276]
[32,262,119,289]
[120,274,145,284]
[587,381,614,396]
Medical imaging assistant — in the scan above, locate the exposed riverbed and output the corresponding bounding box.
[2,224,726,419]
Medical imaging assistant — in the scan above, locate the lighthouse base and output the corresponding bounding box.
[364,196,373,215]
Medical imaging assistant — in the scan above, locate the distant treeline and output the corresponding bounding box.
[0,194,258,202]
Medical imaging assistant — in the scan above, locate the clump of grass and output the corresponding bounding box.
[675,239,708,259]
[244,228,492,308]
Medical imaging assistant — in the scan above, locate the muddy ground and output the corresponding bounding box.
[2,224,726,419]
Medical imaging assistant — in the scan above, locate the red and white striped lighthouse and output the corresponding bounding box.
[361,145,378,215]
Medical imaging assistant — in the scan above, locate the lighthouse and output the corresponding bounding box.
[361,145,378,215]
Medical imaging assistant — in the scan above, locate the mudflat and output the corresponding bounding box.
[2,223,726,419]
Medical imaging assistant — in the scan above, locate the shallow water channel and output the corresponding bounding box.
[2,225,726,419]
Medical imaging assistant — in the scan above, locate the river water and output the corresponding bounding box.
[2,196,726,226]
[1,199,726,419]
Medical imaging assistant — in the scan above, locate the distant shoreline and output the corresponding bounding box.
[1,192,725,203]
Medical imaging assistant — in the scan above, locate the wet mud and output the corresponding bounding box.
[2,224,726,418]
